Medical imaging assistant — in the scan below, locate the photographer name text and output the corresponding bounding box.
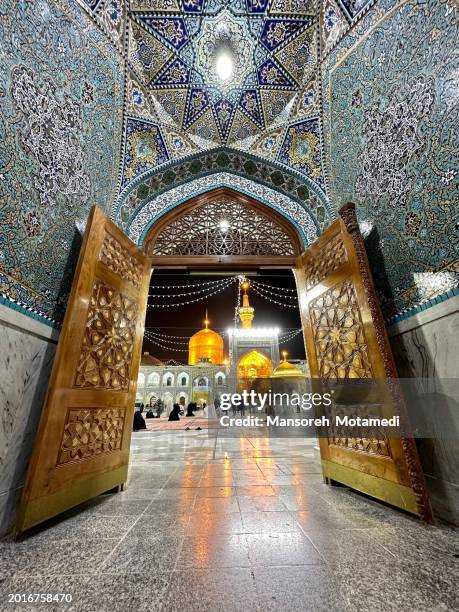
[219,415,400,427]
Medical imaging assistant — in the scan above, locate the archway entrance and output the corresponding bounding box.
[17,197,432,533]
[237,350,273,380]
[143,186,303,269]
[140,186,306,421]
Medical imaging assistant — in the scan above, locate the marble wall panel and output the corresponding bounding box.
[0,306,58,536]
[389,297,459,525]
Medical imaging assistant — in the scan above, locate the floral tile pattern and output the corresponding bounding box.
[278,119,325,191]
[322,0,458,318]
[113,148,333,237]
[0,0,123,323]
[126,172,320,246]
[122,119,169,186]
[116,1,322,191]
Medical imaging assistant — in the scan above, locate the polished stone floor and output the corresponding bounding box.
[1,431,458,611]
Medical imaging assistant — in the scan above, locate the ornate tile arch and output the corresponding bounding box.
[126,173,319,248]
[113,148,333,235]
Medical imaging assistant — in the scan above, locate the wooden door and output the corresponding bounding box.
[295,203,432,521]
[17,206,151,532]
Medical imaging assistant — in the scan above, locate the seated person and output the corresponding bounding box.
[133,409,146,431]
[168,403,181,421]
[145,409,154,418]
[185,402,195,417]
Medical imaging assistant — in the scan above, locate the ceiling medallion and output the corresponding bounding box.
[195,10,256,91]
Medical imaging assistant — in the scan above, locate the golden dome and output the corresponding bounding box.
[188,313,224,365]
[272,360,304,378]
[238,350,273,379]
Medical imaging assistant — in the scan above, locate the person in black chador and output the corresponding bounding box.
[133,409,146,431]
[185,402,195,417]
[168,403,181,421]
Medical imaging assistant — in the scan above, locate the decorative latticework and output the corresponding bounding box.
[331,435,390,456]
[99,232,143,288]
[58,407,125,465]
[149,198,297,256]
[309,279,372,378]
[74,280,138,390]
[305,233,347,289]
[328,404,390,457]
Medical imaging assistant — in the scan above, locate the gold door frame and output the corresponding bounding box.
[17,206,151,533]
[295,203,432,522]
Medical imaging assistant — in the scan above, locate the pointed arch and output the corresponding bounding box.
[126,174,320,249]
[113,149,335,246]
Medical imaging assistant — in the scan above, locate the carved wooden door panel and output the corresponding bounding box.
[295,203,432,521]
[17,206,151,532]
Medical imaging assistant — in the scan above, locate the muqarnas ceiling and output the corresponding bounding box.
[89,0,325,191]
[127,1,318,144]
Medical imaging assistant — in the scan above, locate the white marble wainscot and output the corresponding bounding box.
[0,304,59,537]
[388,295,459,526]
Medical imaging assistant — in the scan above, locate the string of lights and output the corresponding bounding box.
[249,280,298,301]
[252,283,298,303]
[279,329,303,342]
[279,328,302,338]
[144,330,191,339]
[251,285,299,309]
[250,279,297,293]
[144,336,189,352]
[149,278,238,290]
[251,285,298,300]
[149,277,237,297]
[147,279,235,308]
[144,332,188,346]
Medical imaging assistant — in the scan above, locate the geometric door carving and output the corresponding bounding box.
[309,279,372,379]
[74,281,138,390]
[296,202,432,521]
[99,232,143,288]
[58,407,125,466]
[17,206,151,533]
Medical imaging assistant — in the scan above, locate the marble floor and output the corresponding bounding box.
[1,431,458,612]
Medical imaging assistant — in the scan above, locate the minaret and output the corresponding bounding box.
[239,281,254,329]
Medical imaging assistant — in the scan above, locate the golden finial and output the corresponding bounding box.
[282,350,288,362]
[204,309,209,329]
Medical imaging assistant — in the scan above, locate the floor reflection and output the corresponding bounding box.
[1,431,457,611]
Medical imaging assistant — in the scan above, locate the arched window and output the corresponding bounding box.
[177,393,187,406]
[215,372,225,386]
[148,372,160,387]
[179,373,188,386]
[163,373,174,387]
[137,372,145,386]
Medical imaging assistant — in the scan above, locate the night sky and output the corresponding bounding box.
[143,270,306,363]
